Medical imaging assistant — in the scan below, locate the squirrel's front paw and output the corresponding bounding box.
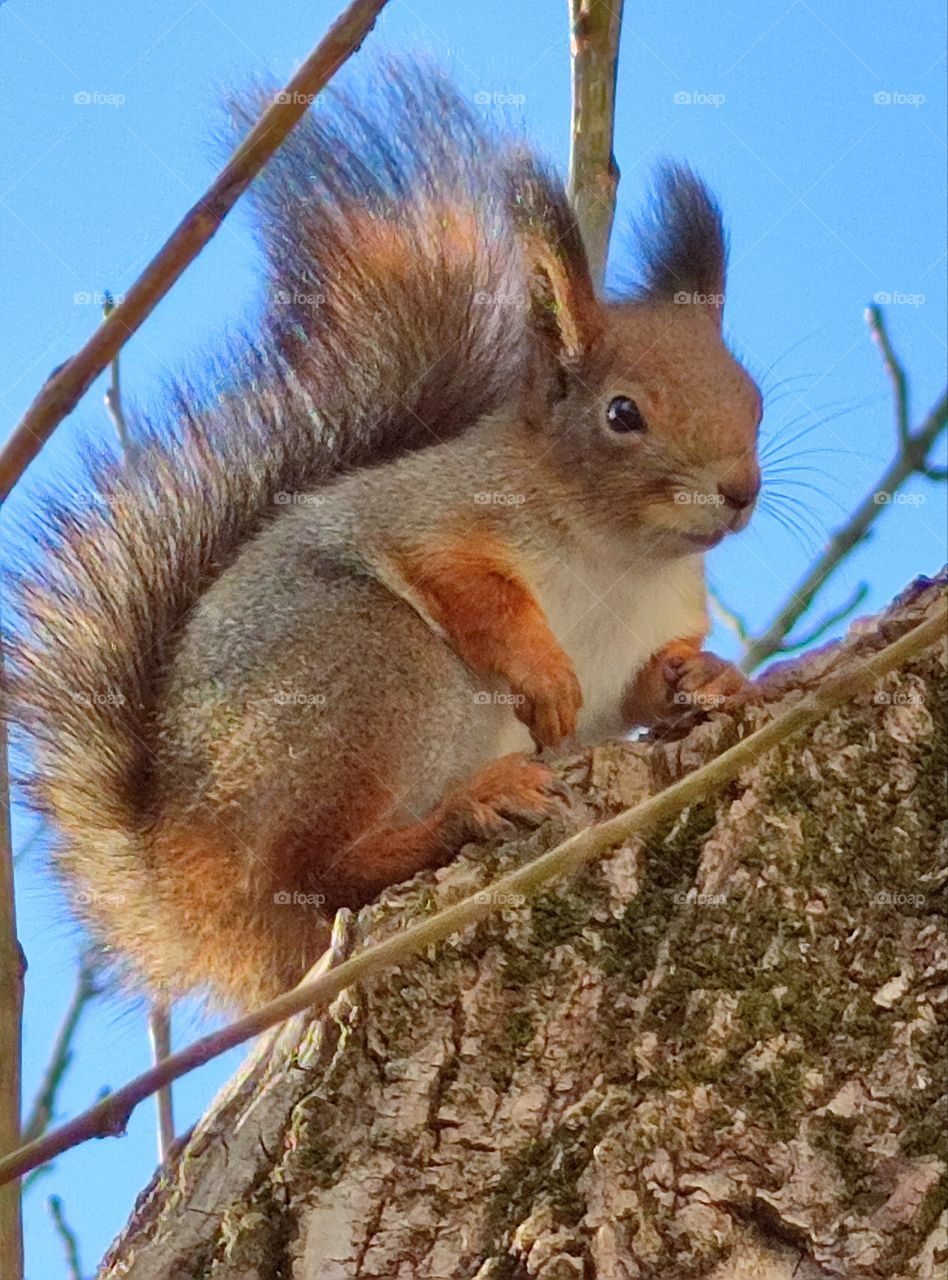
[510,652,583,749]
[623,639,756,729]
[665,647,752,713]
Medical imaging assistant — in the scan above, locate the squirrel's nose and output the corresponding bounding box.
[717,466,761,512]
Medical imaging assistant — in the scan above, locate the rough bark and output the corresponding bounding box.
[99,574,946,1280]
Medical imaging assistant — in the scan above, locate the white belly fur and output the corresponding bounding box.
[381,539,708,757]
[525,546,708,746]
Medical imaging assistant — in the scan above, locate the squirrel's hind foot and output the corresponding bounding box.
[439,753,568,845]
[323,753,566,910]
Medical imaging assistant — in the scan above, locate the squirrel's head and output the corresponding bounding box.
[512,163,762,555]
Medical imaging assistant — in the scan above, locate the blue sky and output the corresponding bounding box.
[1,1,945,1274]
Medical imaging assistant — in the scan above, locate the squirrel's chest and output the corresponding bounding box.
[529,550,709,743]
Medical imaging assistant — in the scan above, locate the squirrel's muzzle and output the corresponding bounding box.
[716,455,761,531]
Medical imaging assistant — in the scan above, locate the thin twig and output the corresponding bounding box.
[102,293,131,452]
[867,303,910,446]
[771,581,870,656]
[0,599,943,1189]
[11,819,42,869]
[742,310,947,672]
[147,1006,174,1164]
[708,584,753,645]
[567,0,625,290]
[48,1195,83,1280]
[0,599,24,1279]
[22,953,99,1149]
[0,0,392,503]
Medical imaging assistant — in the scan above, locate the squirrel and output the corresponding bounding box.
[5,64,762,1011]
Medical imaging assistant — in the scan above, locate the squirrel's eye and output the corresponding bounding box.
[606,396,647,433]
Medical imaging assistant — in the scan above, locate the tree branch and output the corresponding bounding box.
[567,0,625,290]
[708,584,753,645]
[867,302,910,446]
[147,1006,174,1165]
[47,1195,83,1280]
[770,581,870,655]
[101,293,132,453]
[21,953,99,1151]
[0,598,942,1190]
[742,308,947,672]
[0,0,392,503]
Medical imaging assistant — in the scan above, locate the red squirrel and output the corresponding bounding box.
[6,66,761,1009]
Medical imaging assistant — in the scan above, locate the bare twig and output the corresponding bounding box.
[147,1006,174,1164]
[771,581,870,656]
[48,1195,83,1280]
[0,0,392,503]
[867,302,910,446]
[101,293,132,452]
[708,584,752,646]
[742,309,947,672]
[0,602,24,1279]
[22,953,99,1150]
[0,600,943,1189]
[11,820,42,869]
[567,0,625,290]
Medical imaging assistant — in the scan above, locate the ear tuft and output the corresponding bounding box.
[631,164,728,309]
[504,150,602,363]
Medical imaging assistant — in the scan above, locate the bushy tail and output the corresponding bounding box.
[3,63,543,980]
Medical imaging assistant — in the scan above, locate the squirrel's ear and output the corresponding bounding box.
[633,164,728,324]
[505,153,602,364]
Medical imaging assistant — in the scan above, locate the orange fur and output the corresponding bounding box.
[144,752,560,1007]
[396,533,583,747]
[320,753,560,909]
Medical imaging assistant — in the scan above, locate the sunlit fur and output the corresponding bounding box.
[5,63,763,1007]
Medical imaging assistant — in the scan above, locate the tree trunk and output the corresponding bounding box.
[99,574,946,1280]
